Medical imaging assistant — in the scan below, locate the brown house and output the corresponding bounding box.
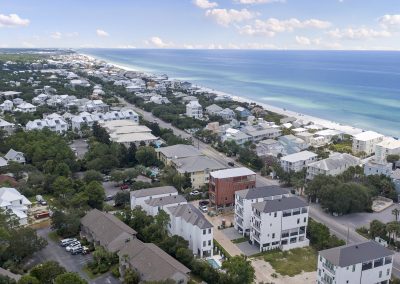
[209,167,256,208]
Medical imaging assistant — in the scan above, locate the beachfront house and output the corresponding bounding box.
[317,241,393,284]
[352,131,384,155]
[234,186,290,236]
[278,135,309,155]
[250,196,310,252]
[186,100,203,119]
[374,138,400,164]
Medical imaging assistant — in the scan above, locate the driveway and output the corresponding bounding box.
[103,181,121,197]
[70,139,89,159]
[29,228,120,284]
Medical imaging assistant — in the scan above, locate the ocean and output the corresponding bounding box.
[80,49,400,137]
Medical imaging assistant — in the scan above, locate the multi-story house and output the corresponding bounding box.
[0,100,13,112]
[352,131,384,155]
[307,153,360,180]
[166,204,213,258]
[15,102,36,113]
[250,196,309,252]
[317,241,394,284]
[186,100,203,119]
[0,187,31,225]
[26,114,68,133]
[4,149,25,164]
[374,138,400,164]
[156,144,202,166]
[280,151,318,172]
[234,186,290,236]
[209,167,256,209]
[142,195,187,216]
[130,186,178,209]
[0,119,15,135]
[278,135,309,155]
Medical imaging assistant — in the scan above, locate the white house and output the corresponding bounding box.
[26,114,68,133]
[205,104,223,116]
[167,204,213,258]
[149,95,170,104]
[0,119,15,134]
[222,128,251,145]
[130,186,178,210]
[374,138,400,164]
[4,149,25,164]
[307,153,360,180]
[352,131,384,155]
[142,195,187,217]
[0,100,13,112]
[0,187,31,225]
[250,196,309,251]
[186,100,203,119]
[317,241,393,284]
[280,151,318,172]
[235,186,290,236]
[15,102,36,113]
[363,161,392,177]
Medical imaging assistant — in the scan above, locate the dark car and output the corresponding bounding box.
[228,162,235,167]
[199,200,209,207]
[120,184,129,190]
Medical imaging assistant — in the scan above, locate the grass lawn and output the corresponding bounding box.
[232,237,249,244]
[260,247,317,277]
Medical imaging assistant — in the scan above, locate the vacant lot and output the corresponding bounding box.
[260,247,317,277]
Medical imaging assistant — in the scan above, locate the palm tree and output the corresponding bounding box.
[393,208,400,222]
[386,221,400,245]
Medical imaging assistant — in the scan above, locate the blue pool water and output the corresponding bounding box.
[207,258,221,269]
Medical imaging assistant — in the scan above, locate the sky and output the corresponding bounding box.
[0,0,399,50]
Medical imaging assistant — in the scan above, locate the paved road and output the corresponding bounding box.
[121,97,400,278]
[70,139,88,159]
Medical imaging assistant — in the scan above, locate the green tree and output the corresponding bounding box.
[369,220,387,239]
[0,275,16,284]
[386,221,400,245]
[222,255,255,284]
[135,146,157,167]
[114,191,130,207]
[17,275,39,284]
[123,268,140,284]
[392,208,400,222]
[83,170,103,183]
[30,261,66,284]
[110,170,127,184]
[51,210,81,238]
[85,181,105,210]
[387,154,400,164]
[54,272,87,284]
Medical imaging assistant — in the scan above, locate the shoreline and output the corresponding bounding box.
[79,52,372,137]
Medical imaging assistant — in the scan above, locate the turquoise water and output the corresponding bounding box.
[81,49,400,137]
[207,258,221,269]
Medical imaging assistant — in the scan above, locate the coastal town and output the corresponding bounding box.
[0,49,400,284]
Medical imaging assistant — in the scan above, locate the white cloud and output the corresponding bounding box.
[117,45,136,49]
[66,32,79,37]
[96,29,109,37]
[236,0,284,4]
[51,32,62,39]
[295,36,311,45]
[295,36,341,49]
[193,0,218,9]
[379,14,400,30]
[328,27,391,40]
[183,44,195,49]
[22,41,35,48]
[148,36,172,48]
[205,8,256,26]
[0,14,30,27]
[239,18,331,36]
[208,43,224,49]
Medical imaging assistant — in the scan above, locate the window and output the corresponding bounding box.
[352,265,355,272]
[203,241,206,247]
[385,257,392,265]
[208,240,211,246]
[304,217,307,223]
[387,268,390,276]
[379,271,382,278]
[374,258,383,268]
[301,207,308,214]
[272,233,275,239]
[274,212,277,217]
[362,261,373,271]
[297,218,300,224]
[203,230,206,235]
[208,228,211,234]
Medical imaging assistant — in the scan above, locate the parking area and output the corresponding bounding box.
[103,181,121,197]
[28,228,119,284]
[70,139,89,159]
[236,241,260,256]
[221,227,242,241]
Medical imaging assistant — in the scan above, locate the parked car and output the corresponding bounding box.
[36,195,47,205]
[104,194,114,201]
[81,246,90,255]
[190,190,200,196]
[199,200,209,207]
[199,205,208,213]
[103,175,111,182]
[71,246,83,255]
[60,238,77,247]
[66,241,81,252]
[120,184,129,190]
[228,162,235,167]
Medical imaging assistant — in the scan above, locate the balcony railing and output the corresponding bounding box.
[323,263,335,275]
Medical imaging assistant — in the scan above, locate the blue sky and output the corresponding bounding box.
[0,0,399,50]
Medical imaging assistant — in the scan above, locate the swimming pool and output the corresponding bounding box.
[207,258,221,269]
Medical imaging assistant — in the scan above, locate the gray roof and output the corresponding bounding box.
[308,153,360,171]
[130,186,177,198]
[252,196,307,213]
[81,209,137,252]
[4,149,23,160]
[236,186,289,200]
[145,195,187,207]
[118,238,190,282]
[173,155,226,173]
[206,104,223,113]
[320,241,394,267]
[156,144,202,159]
[167,204,213,229]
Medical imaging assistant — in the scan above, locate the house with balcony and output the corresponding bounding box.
[209,167,256,209]
[15,102,36,113]
[317,241,393,284]
[186,100,203,119]
[307,153,360,180]
[352,131,384,155]
[374,138,400,164]
[130,186,178,210]
[0,187,31,225]
[234,186,290,236]
[280,151,318,172]
[250,196,309,252]
[166,203,213,258]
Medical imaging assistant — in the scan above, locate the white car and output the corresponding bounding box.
[199,205,208,213]
[190,190,200,196]
[66,241,81,252]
